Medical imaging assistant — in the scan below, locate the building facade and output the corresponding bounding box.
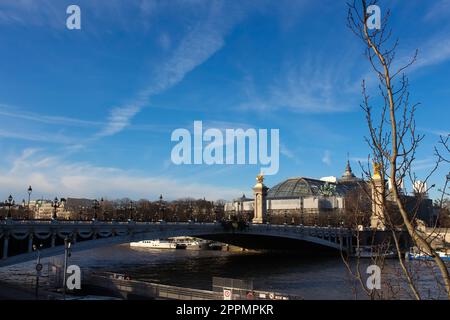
[225,161,362,223]
[225,161,435,226]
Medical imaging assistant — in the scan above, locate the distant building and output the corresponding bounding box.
[225,194,254,215]
[30,199,70,220]
[225,160,435,226]
[225,161,363,223]
[413,180,428,196]
[320,176,338,183]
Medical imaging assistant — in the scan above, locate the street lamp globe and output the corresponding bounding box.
[51,197,62,220]
[5,195,15,219]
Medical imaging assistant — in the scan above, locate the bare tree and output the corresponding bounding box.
[347,0,450,299]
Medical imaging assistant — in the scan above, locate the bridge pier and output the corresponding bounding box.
[51,232,56,248]
[345,236,352,254]
[2,234,9,259]
[28,234,33,253]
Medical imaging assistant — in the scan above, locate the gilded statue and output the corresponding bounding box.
[256,174,264,184]
[373,162,382,178]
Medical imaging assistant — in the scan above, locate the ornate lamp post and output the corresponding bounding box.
[92,199,100,221]
[188,202,193,222]
[27,186,32,207]
[78,206,84,221]
[213,203,219,222]
[27,186,32,220]
[209,201,213,222]
[63,237,72,300]
[284,210,288,225]
[51,197,64,220]
[5,195,14,219]
[33,243,43,299]
[21,199,25,220]
[159,195,165,221]
[100,198,104,220]
[128,200,134,221]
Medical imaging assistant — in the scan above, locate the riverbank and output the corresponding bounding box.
[0,280,62,300]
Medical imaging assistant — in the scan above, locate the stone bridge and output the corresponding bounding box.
[0,220,353,267]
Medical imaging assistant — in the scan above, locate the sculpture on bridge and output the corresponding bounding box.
[253,174,268,224]
[256,174,264,184]
[370,162,386,230]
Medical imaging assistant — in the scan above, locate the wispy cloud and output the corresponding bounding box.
[96,1,247,138]
[280,143,303,166]
[271,58,359,113]
[393,23,450,76]
[0,0,159,30]
[412,33,450,71]
[322,150,332,166]
[418,128,450,137]
[97,102,142,137]
[412,157,438,172]
[0,104,102,128]
[0,128,74,144]
[0,0,62,27]
[280,144,295,159]
[0,149,242,200]
[239,53,362,114]
[424,0,450,22]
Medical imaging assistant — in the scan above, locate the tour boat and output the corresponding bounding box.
[130,239,183,249]
[209,242,225,250]
[171,237,212,250]
[353,246,396,259]
[405,247,450,261]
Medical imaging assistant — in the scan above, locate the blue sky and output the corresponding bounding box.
[0,0,449,201]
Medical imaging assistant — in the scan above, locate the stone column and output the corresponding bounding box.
[370,163,386,230]
[252,174,268,224]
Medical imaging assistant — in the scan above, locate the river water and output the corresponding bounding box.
[0,245,447,300]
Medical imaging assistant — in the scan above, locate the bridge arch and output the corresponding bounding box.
[0,222,352,267]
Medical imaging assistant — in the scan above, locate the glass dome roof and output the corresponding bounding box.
[267,177,352,199]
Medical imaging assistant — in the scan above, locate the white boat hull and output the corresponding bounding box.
[406,248,450,261]
[130,240,178,249]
